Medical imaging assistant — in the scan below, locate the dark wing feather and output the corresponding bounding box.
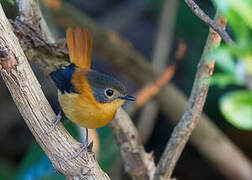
[50,64,77,93]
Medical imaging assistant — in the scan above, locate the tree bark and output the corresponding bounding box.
[0,4,109,180]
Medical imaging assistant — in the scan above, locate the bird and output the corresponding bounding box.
[47,27,135,155]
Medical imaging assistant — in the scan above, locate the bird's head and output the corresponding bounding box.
[86,70,135,104]
[71,68,135,113]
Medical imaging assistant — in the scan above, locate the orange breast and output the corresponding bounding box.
[58,68,125,128]
[58,91,124,128]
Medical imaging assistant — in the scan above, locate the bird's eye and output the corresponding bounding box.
[105,89,114,97]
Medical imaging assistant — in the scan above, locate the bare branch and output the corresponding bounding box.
[10,20,69,74]
[110,108,156,180]
[154,12,227,180]
[15,0,156,179]
[136,65,176,108]
[11,3,252,179]
[0,4,109,179]
[184,0,233,45]
[16,0,54,42]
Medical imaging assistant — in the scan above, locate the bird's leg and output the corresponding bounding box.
[71,128,93,158]
[45,112,62,134]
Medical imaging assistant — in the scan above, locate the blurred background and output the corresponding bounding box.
[0,0,252,179]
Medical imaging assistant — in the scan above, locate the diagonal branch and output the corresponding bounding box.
[0,4,109,180]
[154,11,227,180]
[110,108,156,180]
[14,0,156,179]
[184,0,233,45]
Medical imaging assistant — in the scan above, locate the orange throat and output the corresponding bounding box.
[58,91,125,129]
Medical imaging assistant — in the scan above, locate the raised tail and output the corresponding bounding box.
[66,27,92,69]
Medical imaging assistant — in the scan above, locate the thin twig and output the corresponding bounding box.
[11,3,252,179]
[184,0,233,45]
[0,4,109,179]
[154,12,226,180]
[41,0,61,11]
[136,65,176,108]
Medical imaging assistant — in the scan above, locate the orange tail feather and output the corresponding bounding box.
[66,27,92,69]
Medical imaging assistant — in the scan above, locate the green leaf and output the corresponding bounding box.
[220,90,252,130]
[212,0,252,56]
[242,57,252,76]
[212,0,252,29]
[225,0,252,29]
[211,73,241,88]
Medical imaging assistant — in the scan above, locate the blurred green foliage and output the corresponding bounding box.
[98,126,119,172]
[220,91,252,130]
[0,0,15,5]
[210,0,252,130]
[0,158,16,180]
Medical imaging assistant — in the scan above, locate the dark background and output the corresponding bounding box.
[0,0,251,179]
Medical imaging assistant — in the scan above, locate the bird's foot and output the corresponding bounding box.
[71,141,93,159]
[45,112,62,134]
[71,128,93,158]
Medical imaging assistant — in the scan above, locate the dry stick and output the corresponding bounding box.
[154,12,225,180]
[15,0,156,179]
[135,66,176,108]
[11,4,252,180]
[0,4,109,180]
[17,0,55,43]
[110,108,156,180]
[137,0,179,143]
[184,0,233,45]
[15,0,70,74]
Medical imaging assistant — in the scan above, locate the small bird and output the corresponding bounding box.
[48,28,135,153]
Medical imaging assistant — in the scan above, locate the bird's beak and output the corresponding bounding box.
[120,95,136,101]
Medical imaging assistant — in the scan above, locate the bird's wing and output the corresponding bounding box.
[66,27,92,69]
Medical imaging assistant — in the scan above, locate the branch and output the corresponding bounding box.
[11,3,252,179]
[110,108,156,179]
[136,65,176,108]
[17,0,55,42]
[184,0,233,45]
[14,0,156,179]
[137,0,179,143]
[0,4,109,180]
[14,0,69,74]
[154,12,226,180]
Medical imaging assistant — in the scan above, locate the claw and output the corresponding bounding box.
[71,128,93,158]
[46,112,62,134]
[87,141,93,152]
[71,141,89,159]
